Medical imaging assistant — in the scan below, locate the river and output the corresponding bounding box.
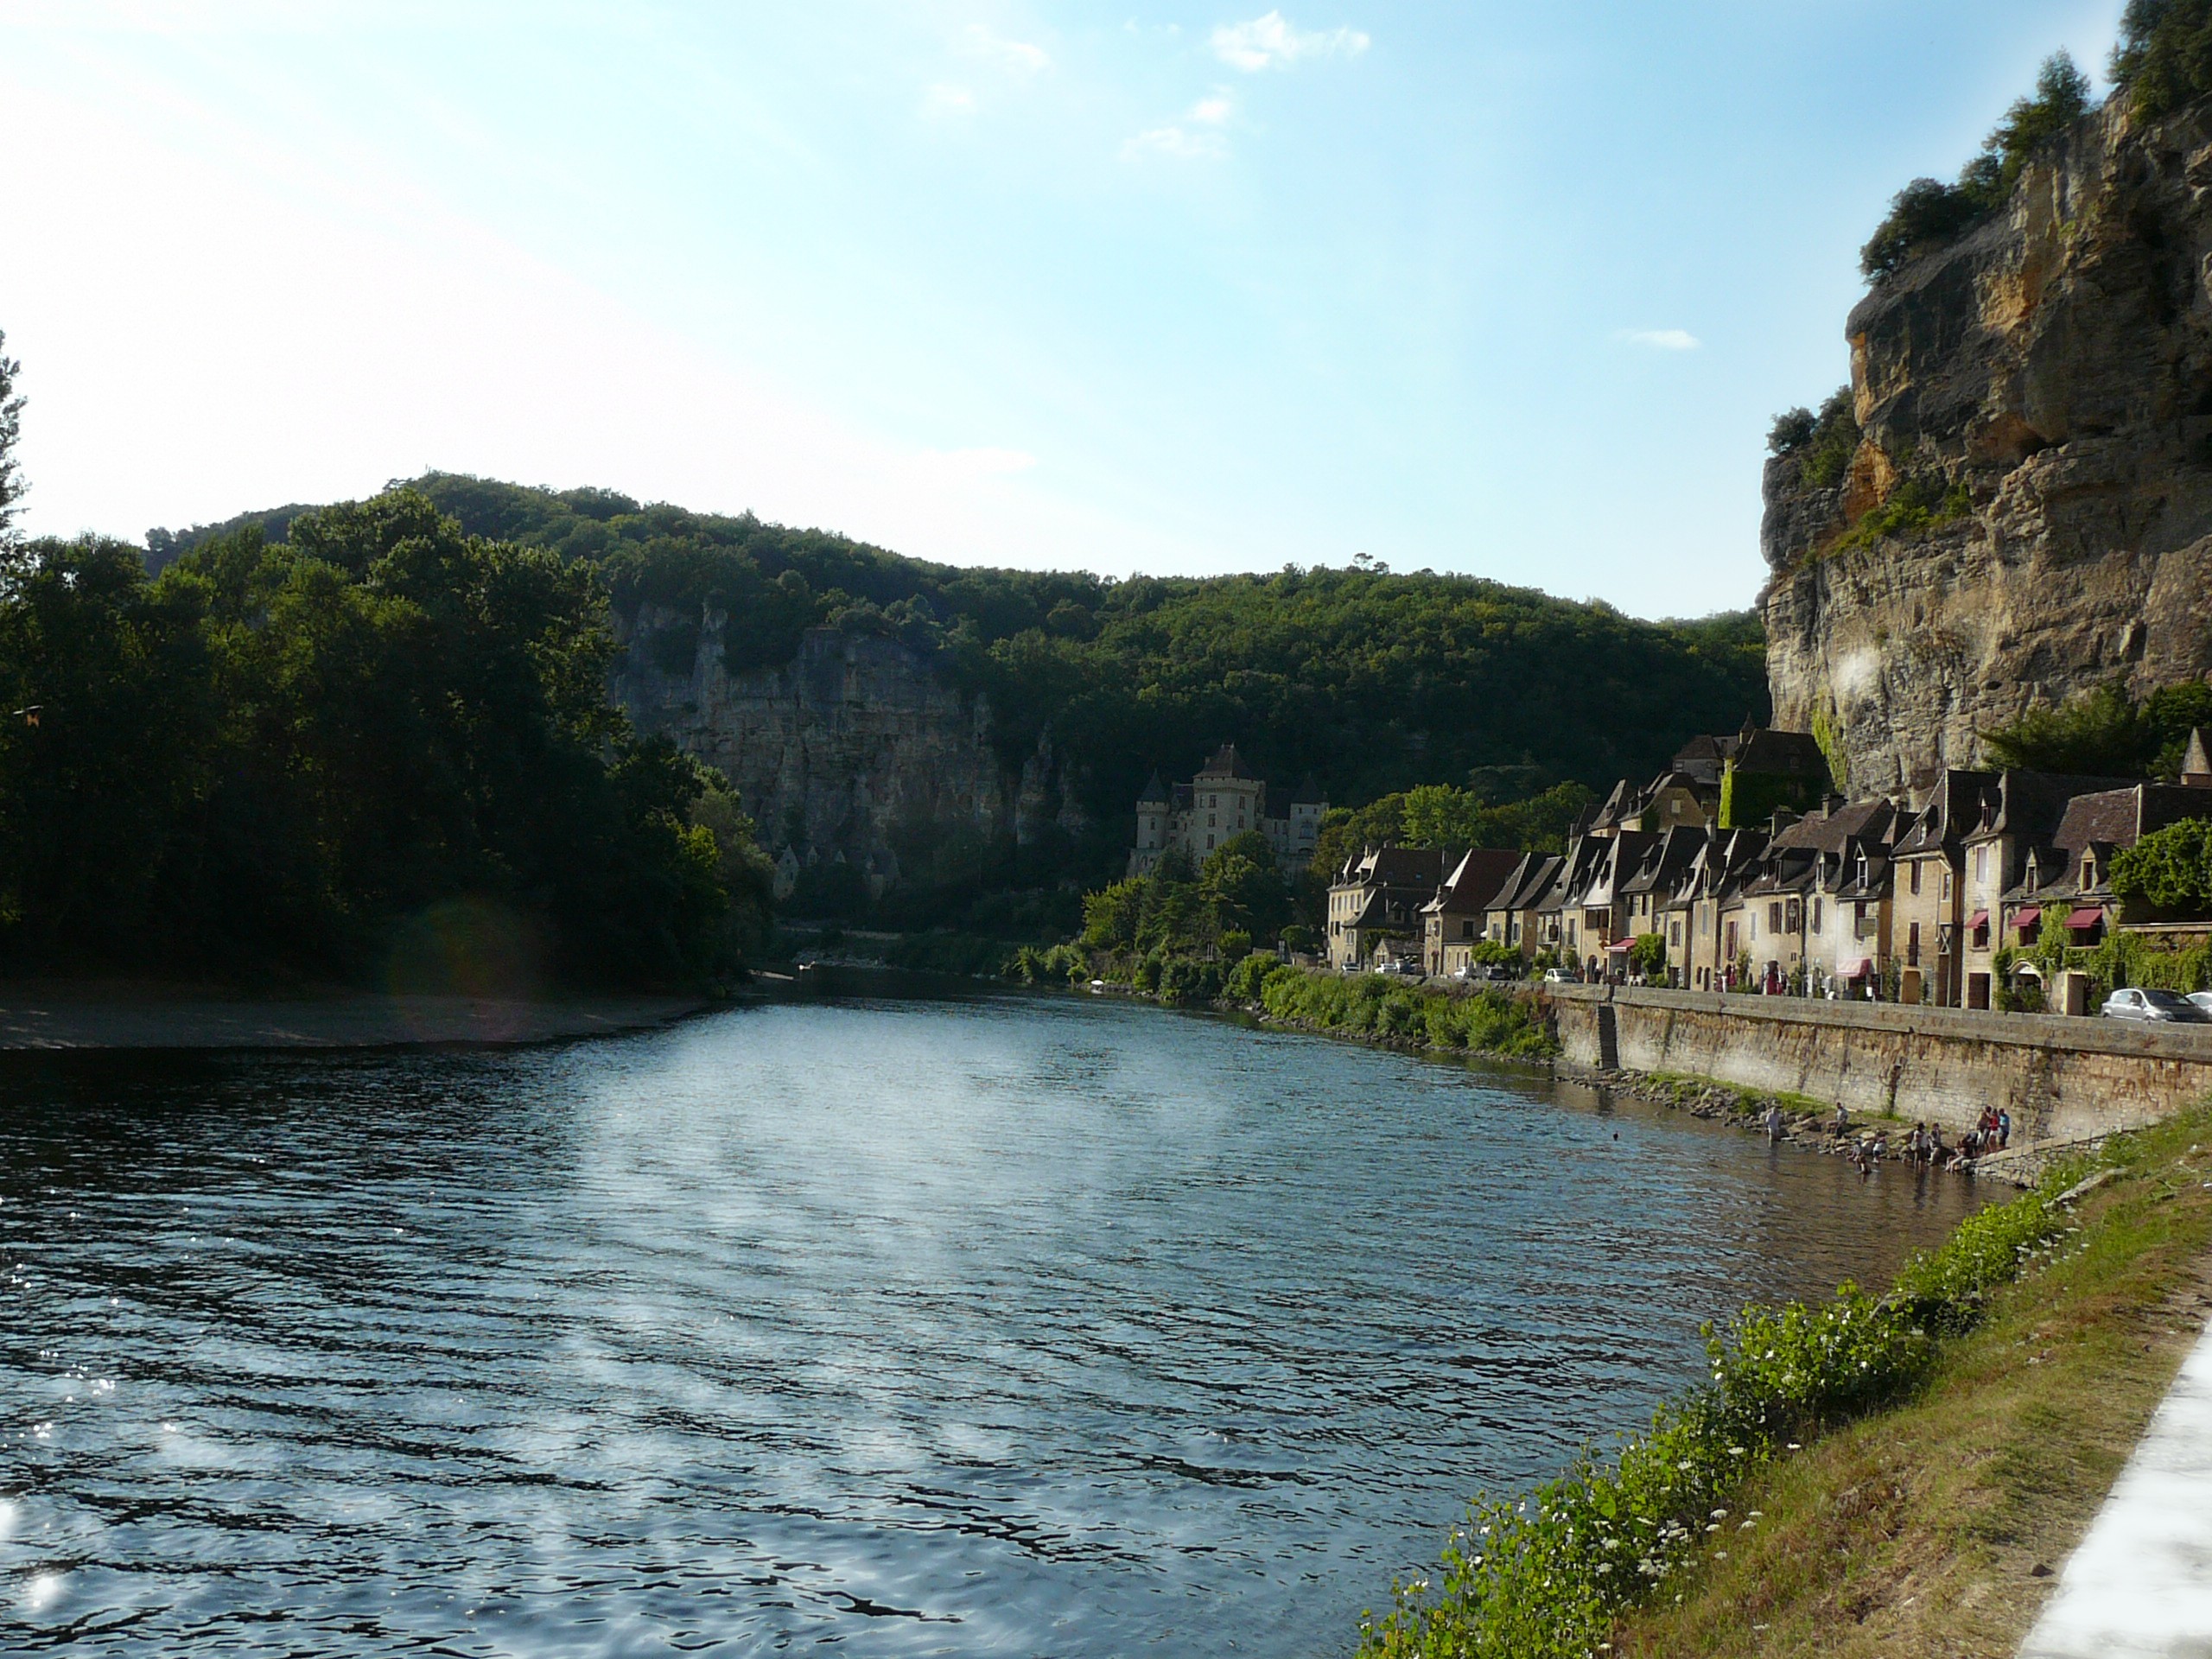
[0,977,1985,1656]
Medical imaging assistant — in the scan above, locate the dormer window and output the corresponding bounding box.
[2081,855,2096,888]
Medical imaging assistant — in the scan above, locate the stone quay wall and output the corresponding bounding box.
[1545,985,2212,1143]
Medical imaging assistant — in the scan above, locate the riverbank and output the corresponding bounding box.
[0,983,709,1049]
[1359,1104,2212,1659]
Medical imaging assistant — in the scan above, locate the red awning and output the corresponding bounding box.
[2013,906,2042,932]
[2067,906,2104,929]
[1605,938,1634,951]
[1843,957,1874,977]
[1967,910,1989,930]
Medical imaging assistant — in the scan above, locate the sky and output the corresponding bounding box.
[0,0,2127,616]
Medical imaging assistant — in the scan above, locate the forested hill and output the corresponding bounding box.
[154,474,1770,819]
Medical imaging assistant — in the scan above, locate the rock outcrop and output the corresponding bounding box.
[1764,98,2212,794]
[611,616,1088,877]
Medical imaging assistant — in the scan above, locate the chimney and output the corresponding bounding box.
[1821,792,1843,818]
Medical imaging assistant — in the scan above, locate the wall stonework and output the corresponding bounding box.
[1548,985,2212,1141]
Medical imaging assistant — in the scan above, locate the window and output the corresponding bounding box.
[1769,902,1782,931]
[1942,869,1953,902]
[1786,899,1801,931]
[1974,846,1986,881]
[1812,898,1823,932]
[1908,921,1921,964]
[1206,836,1214,850]
[1910,861,1923,897]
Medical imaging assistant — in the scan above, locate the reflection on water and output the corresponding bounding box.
[0,982,1983,1656]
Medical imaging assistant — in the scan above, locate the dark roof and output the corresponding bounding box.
[1196,743,1259,781]
[1338,844,1460,892]
[1491,850,1562,912]
[1730,728,1830,779]
[1770,798,1896,855]
[1967,770,2139,847]
[1892,768,1998,857]
[1622,824,1707,897]
[1423,848,1525,913]
[2053,782,2212,855]
[1137,771,1170,805]
[1292,772,1327,805]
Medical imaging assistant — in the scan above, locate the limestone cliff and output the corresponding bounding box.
[611,615,1088,875]
[1764,97,2212,794]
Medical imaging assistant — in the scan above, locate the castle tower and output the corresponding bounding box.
[1135,772,1171,850]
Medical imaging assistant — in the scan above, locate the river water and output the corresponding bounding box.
[0,978,1984,1656]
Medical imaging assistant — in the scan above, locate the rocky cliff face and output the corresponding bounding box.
[612,615,1088,876]
[1764,98,2212,795]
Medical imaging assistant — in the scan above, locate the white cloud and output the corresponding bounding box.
[1211,10,1369,72]
[963,22,1048,74]
[1188,91,1234,125]
[922,82,976,118]
[1122,124,1228,161]
[1619,327,1700,351]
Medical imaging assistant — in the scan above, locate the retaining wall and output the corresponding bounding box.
[1545,986,2212,1141]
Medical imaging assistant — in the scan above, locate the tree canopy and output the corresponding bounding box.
[2112,817,2212,915]
[0,491,771,986]
[157,474,1767,918]
[1980,679,2212,779]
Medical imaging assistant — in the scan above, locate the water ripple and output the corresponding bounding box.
[0,985,1981,1656]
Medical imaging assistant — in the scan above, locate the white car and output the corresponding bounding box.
[2101,987,2212,1023]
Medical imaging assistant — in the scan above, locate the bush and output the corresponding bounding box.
[1258,969,1556,1059]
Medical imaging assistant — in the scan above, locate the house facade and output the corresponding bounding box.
[1328,845,1462,971]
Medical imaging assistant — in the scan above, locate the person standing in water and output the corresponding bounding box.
[1765,1103,1785,1145]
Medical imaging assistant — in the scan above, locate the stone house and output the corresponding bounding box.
[1959,771,2135,1010]
[1617,825,1707,982]
[1421,849,1524,976]
[1328,845,1461,972]
[1563,830,1656,978]
[1533,836,1612,964]
[1680,827,1768,990]
[1484,850,1564,957]
[1805,836,1895,996]
[1130,745,1326,877]
[1886,769,1995,1007]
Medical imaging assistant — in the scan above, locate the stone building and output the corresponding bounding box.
[1327,845,1460,972]
[1128,746,1326,878]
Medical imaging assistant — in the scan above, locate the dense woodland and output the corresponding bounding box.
[0,362,772,987]
[163,475,1768,905]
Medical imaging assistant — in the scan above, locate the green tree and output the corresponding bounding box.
[2113,0,2212,116]
[2112,817,2212,916]
[1982,679,2212,779]
[1861,52,2093,281]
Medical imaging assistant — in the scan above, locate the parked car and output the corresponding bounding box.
[2101,987,2212,1023]
[1542,967,1571,984]
[2191,991,2212,1018]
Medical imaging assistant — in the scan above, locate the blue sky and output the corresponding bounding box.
[0,0,2125,614]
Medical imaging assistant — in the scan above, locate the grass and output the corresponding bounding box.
[1608,1113,2212,1657]
[1358,1104,2212,1658]
[1634,1072,1842,1124]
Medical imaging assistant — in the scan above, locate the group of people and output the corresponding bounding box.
[1827,1104,2011,1178]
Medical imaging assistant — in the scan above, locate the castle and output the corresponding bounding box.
[1128,745,1327,878]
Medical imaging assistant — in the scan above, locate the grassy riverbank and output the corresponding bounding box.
[1013,946,1559,1064]
[1359,1105,2212,1658]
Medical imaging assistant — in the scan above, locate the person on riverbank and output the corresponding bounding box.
[1833,1103,1849,1140]
[1766,1103,1785,1145]
[1999,1108,2012,1149]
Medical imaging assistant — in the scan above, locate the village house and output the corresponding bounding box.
[1886,769,1994,1007]
[1129,745,1326,878]
[1680,827,1768,990]
[1958,771,2134,1009]
[1328,845,1462,971]
[1484,850,1564,957]
[1617,825,1707,981]
[1420,849,1524,976]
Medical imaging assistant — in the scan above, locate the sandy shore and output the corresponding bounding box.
[0,986,710,1051]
